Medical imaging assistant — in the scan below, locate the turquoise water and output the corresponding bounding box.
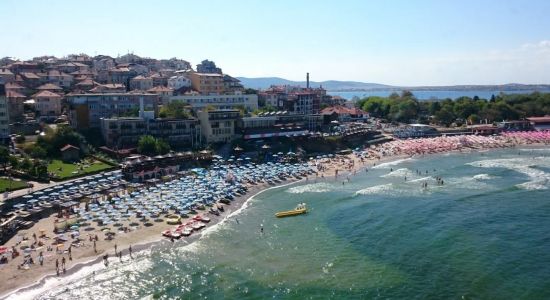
[27,149,550,299]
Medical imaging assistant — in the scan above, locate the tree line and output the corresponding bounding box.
[356,91,550,126]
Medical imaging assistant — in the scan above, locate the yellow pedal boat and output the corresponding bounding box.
[275,203,307,218]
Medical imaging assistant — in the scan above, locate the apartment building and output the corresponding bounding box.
[167,75,192,90]
[100,117,201,148]
[0,85,9,144]
[169,93,258,112]
[67,92,157,129]
[197,109,240,143]
[33,90,63,117]
[129,75,153,91]
[189,72,224,94]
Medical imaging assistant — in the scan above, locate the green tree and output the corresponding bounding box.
[15,134,25,144]
[205,104,216,111]
[429,101,442,115]
[34,161,48,179]
[155,139,171,155]
[0,146,9,172]
[9,156,19,170]
[137,135,158,156]
[435,107,456,126]
[467,114,480,125]
[244,88,258,94]
[159,101,192,119]
[234,104,247,116]
[29,145,47,159]
[20,158,32,171]
[36,125,84,157]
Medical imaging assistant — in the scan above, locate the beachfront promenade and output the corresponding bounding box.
[1,130,550,297]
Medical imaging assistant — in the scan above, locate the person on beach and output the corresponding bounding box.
[61,256,66,273]
[129,245,133,258]
[55,258,59,270]
[38,252,44,266]
[115,243,118,255]
[93,240,97,253]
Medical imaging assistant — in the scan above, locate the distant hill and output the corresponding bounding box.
[236,77,392,91]
[236,77,550,92]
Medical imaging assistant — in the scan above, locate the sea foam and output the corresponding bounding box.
[286,182,332,194]
[372,158,413,169]
[468,157,550,190]
[354,183,394,196]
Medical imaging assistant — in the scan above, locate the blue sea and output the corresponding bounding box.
[12,148,550,299]
[330,90,550,100]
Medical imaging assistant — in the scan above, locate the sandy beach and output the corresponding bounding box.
[1,131,549,299]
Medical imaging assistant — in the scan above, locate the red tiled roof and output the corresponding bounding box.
[6,90,26,98]
[60,144,79,152]
[33,90,62,98]
[21,72,40,79]
[37,83,62,90]
[76,79,99,86]
[131,75,148,80]
[5,82,25,89]
[147,86,173,92]
[0,68,14,75]
[47,70,72,77]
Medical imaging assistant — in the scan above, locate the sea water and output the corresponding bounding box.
[12,148,550,299]
[330,90,550,100]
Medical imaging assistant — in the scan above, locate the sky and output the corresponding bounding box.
[1,0,549,86]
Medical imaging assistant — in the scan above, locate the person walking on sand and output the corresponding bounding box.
[93,240,97,253]
[115,243,118,255]
[55,258,59,270]
[38,252,44,266]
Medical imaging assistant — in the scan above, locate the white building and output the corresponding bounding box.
[169,92,258,112]
[167,75,191,90]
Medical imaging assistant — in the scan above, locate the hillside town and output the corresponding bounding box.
[0,54,549,186]
[0,54,363,149]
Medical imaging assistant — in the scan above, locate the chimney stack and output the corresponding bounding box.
[306,72,310,89]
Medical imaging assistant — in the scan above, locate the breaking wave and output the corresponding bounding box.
[468,157,550,190]
[372,158,413,169]
[287,182,333,194]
